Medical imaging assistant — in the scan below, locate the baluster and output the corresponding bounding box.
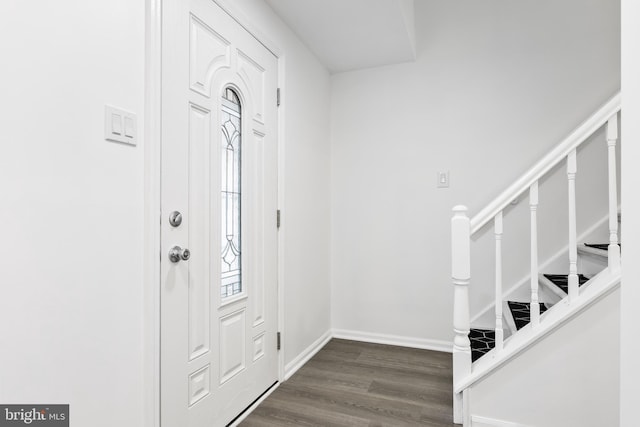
[607,114,620,271]
[567,150,578,301]
[494,212,504,351]
[530,182,540,326]
[451,205,471,424]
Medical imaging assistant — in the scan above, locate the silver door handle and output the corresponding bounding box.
[169,246,191,263]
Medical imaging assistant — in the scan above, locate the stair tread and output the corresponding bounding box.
[507,301,549,330]
[469,328,495,362]
[584,243,621,251]
[543,273,590,294]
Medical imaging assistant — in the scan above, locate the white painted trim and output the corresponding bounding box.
[284,330,332,380]
[463,388,471,427]
[456,268,620,393]
[470,212,611,324]
[143,0,162,426]
[228,382,281,426]
[282,328,453,382]
[471,415,530,427]
[332,329,453,353]
[470,92,620,234]
[578,244,608,259]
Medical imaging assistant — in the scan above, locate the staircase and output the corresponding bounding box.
[470,262,607,363]
[450,93,621,426]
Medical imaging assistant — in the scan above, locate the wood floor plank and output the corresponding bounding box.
[261,385,424,426]
[367,379,453,407]
[287,366,371,392]
[245,396,370,427]
[239,339,456,427]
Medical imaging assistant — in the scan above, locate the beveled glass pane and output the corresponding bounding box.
[221,89,242,299]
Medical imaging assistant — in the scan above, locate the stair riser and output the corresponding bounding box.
[579,251,607,277]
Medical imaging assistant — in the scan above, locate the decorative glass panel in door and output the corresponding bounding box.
[221,88,242,299]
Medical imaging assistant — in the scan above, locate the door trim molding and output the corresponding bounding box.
[144,0,162,426]
[144,1,285,426]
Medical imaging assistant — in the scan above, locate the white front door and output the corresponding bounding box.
[160,0,279,425]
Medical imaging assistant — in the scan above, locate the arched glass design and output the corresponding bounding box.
[220,88,242,298]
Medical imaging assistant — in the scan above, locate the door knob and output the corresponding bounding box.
[169,246,191,263]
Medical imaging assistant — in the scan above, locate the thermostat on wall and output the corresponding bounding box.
[105,105,137,146]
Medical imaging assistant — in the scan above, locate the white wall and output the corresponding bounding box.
[218,0,333,370]
[330,0,620,345]
[620,0,640,425]
[0,1,146,426]
[469,287,620,427]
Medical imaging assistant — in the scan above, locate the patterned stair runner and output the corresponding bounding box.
[543,274,590,294]
[584,243,622,251]
[507,301,549,330]
[469,328,495,362]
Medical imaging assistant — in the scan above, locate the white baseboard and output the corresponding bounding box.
[332,329,453,353]
[471,415,529,427]
[283,328,452,381]
[284,329,332,380]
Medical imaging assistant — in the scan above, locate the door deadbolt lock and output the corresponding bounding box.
[169,246,191,263]
[169,211,183,227]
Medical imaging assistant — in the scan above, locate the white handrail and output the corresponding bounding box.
[469,92,621,235]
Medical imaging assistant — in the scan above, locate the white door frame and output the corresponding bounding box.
[143,1,286,425]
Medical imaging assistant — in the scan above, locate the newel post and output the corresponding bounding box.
[452,205,471,424]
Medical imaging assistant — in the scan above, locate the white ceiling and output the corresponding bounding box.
[264,0,416,74]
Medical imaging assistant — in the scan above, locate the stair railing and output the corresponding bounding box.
[451,93,621,424]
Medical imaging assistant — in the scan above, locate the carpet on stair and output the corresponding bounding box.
[543,273,589,294]
[507,301,548,330]
[584,243,621,251]
[469,328,495,362]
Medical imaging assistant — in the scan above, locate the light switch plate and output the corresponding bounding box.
[437,171,450,188]
[105,105,137,146]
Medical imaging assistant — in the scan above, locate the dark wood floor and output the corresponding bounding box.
[240,339,456,427]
